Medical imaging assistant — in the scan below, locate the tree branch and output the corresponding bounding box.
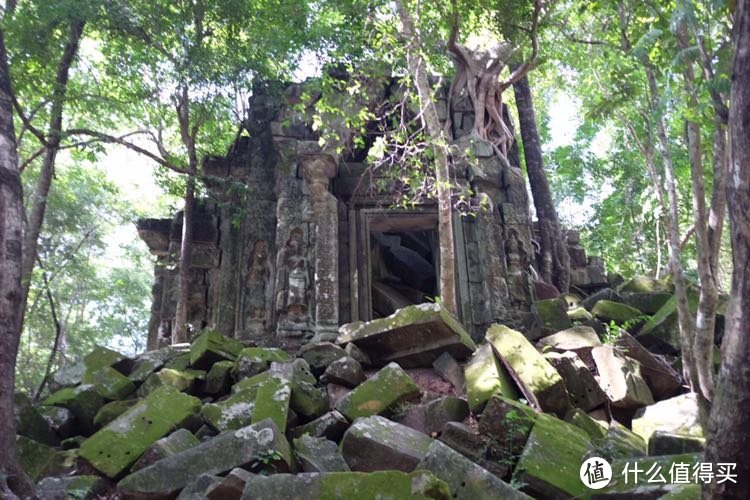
[13,96,48,146]
[65,128,191,174]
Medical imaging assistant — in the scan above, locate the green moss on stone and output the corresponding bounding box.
[486,325,569,418]
[83,366,136,400]
[514,413,592,498]
[251,374,292,433]
[335,362,419,420]
[464,343,519,411]
[137,368,198,397]
[189,329,244,369]
[16,435,57,481]
[93,399,138,428]
[534,298,572,335]
[202,390,256,432]
[42,384,105,434]
[80,386,201,478]
[204,360,234,394]
[591,300,643,323]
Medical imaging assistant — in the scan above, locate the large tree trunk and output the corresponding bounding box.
[0,26,35,498]
[19,19,84,326]
[395,0,458,316]
[172,177,194,343]
[512,71,570,292]
[705,1,750,496]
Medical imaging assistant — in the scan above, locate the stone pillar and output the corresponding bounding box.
[301,153,339,338]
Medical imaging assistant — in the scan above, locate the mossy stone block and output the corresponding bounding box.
[43,384,105,434]
[251,374,291,433]
[565,408,607,441]
[80,386,201,478]
[534,298,572,336]
[231,371,271,395]
[464,343,518,411]
[202,390,256,432]
[84,346,130,373]
[515,413,592,499]
[335,362,419,421]
[204,360,234,394]
[233,347,290,379]
[93,399,138,429]
[17,435,57,482]
[618,276,672,294]
[36,475,106,499]
[129,346,187,382]
[14,392,58,446]
[631,392,704,444]
[137,368,199,397]
[189,330,244,369]
[130,428,200,472]
[83,366,136,400]
[293,434,350,472]
[487,324,570,418]
[290,379,328,419]
[117,420,292,498]
[592,300,643,324]
[239,471,450,500]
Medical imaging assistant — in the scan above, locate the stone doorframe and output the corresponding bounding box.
[349,208,442,322]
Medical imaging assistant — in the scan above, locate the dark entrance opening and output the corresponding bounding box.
[369,229,438,317]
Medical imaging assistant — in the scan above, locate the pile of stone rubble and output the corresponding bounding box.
[14,276,711,499]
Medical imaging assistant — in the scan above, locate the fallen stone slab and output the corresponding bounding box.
[648,430,705,455]
[129,346,188,383]
[80,386,201,478]
[631,392,705,445]
[202,390,255,432]
[204,360,234,394]
[424,396,469,435]
[131,428,200,472]
[486,324,570,418]
[537,325,601,355]
[418,440,532,500]
[117,419,292,499]
[336,303,476,368]
[293,435,350,472]
[592,345,654,409]
[545,351,607,411]
[17,435,58,482]
[233,347,290,380]
[340,415,433,472]
[189,329,244,369]
[38,405,76,440]
[176,474,222,500]
[251,373,292,433]
[240,471,451,499]
[204,468,252,500]
[137,368,201,397]
[478,395,537,461]
[299,342,348,375]
[335,362,419,421]
[565,408,607,441]
[593,453,702,498]
[289,410,349,442]
[36,475,106,500]
[613,330,682,400]
[592,300,644,324]
[596,420,648,461]
[321,356,366,388]
[42,384,105,435]
[15,392,59,446]
[618,275,672,294]
[93,399,138,428]
[83,366,136,400]
[464,343,519,412]
[533,298,572,337]
[514,413,592,499]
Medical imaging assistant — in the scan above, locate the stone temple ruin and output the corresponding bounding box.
[137,77,606,349]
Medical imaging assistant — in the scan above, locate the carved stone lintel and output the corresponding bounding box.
[300,154,339,333]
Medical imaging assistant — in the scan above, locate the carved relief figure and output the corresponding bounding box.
[244,239,269,321]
